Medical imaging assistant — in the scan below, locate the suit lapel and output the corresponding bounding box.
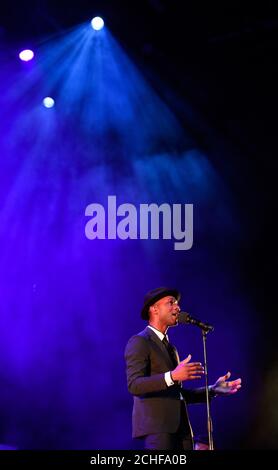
[143,327,176,370]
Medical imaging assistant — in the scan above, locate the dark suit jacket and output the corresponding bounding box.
[125,326,208,439]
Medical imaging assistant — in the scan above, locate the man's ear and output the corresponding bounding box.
[149,305,156,318]
[150,304,158,316]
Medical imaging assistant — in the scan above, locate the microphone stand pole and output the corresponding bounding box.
[202,328,214,450]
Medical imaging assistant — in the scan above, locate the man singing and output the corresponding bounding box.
[125,287,241,450]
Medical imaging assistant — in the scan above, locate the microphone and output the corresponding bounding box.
[178,311,214,332]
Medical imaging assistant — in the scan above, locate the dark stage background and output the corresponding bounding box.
[0,0,277,450]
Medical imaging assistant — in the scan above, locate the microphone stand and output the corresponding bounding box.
[202,328,214,450]
[178,312,214,449]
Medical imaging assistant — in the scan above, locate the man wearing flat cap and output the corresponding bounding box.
[124,287,241,450]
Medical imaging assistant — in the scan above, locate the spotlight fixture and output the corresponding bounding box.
[43,97,55,108]
[19,49,34,62]
[91,17,104,31]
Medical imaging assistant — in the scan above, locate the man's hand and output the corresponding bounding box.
[211,371,242,395]
[171,354,204,382]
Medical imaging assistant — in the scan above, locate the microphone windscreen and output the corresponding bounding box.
[178,312,190,324]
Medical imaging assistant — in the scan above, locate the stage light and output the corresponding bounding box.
[43,97,55,108]
[91,17,104,31]
[19,49,34,62]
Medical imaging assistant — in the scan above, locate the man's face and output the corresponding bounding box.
[151,295,180,327]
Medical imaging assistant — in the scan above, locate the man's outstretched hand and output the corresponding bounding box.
[211,371,242,395]
[171,354,204,382]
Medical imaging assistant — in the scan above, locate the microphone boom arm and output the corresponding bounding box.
[178,312,214,333]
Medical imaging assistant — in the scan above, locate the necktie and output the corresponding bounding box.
[162,336,178,367]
